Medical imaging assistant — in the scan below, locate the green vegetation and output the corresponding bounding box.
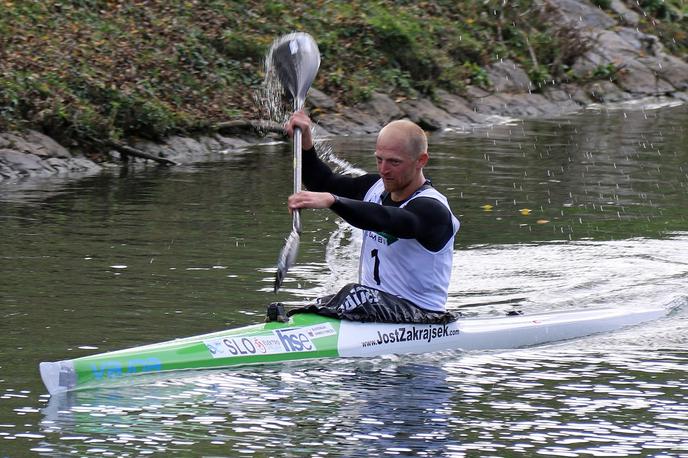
[637,0,688,55]
[592,63,619,80]
[0,0,686,151]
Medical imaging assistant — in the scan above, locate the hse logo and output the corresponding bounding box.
[90,357,162,380]
[274,328,315,352]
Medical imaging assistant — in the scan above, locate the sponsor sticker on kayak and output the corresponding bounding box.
[204,323,336,358]
[337,321,461,357]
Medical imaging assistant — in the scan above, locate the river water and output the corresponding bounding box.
[1,102,687,457]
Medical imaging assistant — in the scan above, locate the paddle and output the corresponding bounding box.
[271,32,321,293]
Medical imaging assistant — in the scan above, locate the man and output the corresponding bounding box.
[285,111,459,317]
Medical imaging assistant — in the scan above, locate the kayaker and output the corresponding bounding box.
[283,111,460,322]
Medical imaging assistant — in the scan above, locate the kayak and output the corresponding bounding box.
[39,306,666,395]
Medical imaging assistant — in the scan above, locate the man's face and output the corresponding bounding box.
[374,136,421,195]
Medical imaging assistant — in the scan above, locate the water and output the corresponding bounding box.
[1,104,687,457]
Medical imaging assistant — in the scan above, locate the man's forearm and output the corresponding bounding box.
[302,147,379,200]
[330,196,418,238]
[302,147,336,192]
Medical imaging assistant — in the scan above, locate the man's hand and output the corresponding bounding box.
[288,191,335,212]
[285,110,314,150]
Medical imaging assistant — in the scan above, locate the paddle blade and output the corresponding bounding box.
[270,32,320,109]
[274,229,300,293]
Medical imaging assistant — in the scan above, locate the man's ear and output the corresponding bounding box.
[417,152,429,168]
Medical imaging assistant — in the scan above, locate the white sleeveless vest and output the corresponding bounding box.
[359,179,460,311]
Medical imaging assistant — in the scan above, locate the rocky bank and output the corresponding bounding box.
[1,0,687,182]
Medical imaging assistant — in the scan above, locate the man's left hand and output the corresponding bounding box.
[287,191,335,212]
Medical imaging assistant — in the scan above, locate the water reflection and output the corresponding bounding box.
[39,361,457,456]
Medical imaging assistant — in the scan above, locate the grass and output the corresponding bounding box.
[0,0,686,152]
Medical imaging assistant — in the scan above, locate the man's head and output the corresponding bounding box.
[377,120,428,159]
[375,120,429,200]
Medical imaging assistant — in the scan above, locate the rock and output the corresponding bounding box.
[469,93,508,116]
[134,134,250,163]
[568,87,596,105]
[132,139,170,160]
[1,149,100,178]
[486,59,533,93]
[609,0,640,26]
[70,157,101,172]
[357,93,404,125]
[0,150,47,173]
[0,131,71,158]
[673,92,688,102]
[542,86,589,110]
[163,136,208,160]
[548,84,595,106]
[547,0,684,97]
[398,98,463,130]
[616,27,663,56]
[617,60,676,94]
[46,156,101,173]
[44,157,71,172]
[646,54,688,91]
[214,134,251,151]
[0,133,38,156]
[434,89,493,124]
[307,88,336,111]
[25,130,71,158]
[544,0,616,30]
[585,80,631,103]
[464,85,491,100]
[571,27,678,95]
[316,112,369,135]
[199,135,223,153]
[0,162,15,179]
[570,30,630,70]
[472,93,562,118]
[338,107,381,134]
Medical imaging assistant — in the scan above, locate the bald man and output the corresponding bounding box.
[285,111,459,314]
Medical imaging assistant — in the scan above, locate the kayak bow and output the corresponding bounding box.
[40,306,666,395]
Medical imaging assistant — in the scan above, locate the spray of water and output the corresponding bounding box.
[254,39,287,126]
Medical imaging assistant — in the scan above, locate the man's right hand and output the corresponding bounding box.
[285,111,314,150]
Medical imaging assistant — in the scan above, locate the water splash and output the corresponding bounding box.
[254,37,289,126]
[256,35,364,177]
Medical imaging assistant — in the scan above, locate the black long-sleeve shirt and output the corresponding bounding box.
[302,147,455,252]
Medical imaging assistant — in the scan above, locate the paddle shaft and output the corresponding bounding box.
[271,32,320,292]
[292,125,302,233]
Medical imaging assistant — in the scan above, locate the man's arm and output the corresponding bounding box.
[286,111,378,199]
[331,196,454,252]
[302,147,379,200]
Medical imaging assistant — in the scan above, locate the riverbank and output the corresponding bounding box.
[1,0,687,181]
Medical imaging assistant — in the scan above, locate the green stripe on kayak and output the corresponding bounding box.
[71,314,341,388]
